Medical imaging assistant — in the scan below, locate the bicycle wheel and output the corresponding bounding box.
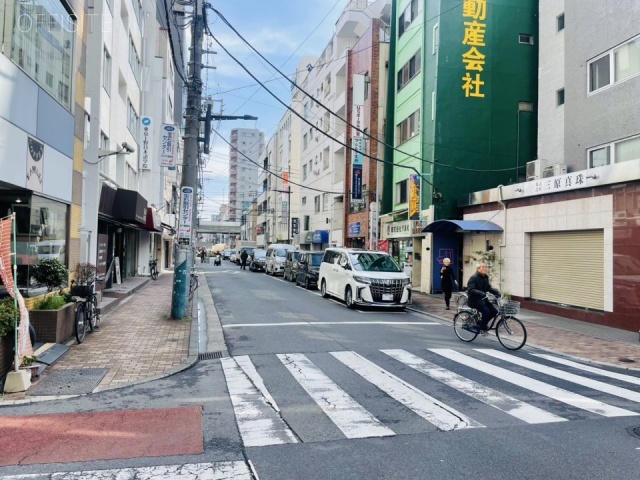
[75,303,87,343]
[453,311,478,342]
[151,268,158,280]
[456,292,469,309]
[496,317,527,350]
[87,295,99,330]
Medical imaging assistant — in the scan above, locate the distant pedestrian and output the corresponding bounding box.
[200,249,206,264]
[440,258,458,310]
[240,249,249,270]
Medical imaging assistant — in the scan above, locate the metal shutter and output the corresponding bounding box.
[530,231,604,310]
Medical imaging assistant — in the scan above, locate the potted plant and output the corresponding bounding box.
[29,259,75,343]
[20,354,40,379]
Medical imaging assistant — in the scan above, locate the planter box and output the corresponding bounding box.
[30,303,75,344]
[0,334,13,378]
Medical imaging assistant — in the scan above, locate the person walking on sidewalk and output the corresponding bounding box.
[240,249,249,270]
[467,263,501,332]
[440,258,458,310]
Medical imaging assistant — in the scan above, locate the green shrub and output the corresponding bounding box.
[31,259,68,294]
[0,298,19,338]
[34,295,67,311]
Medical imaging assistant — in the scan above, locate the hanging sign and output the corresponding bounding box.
[140,116,152,170]
[178,186,194,244]
[160,124,178,167]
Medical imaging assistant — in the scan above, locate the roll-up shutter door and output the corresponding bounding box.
[530,231,604,310]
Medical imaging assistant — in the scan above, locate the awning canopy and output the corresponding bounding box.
[422,220,503,233]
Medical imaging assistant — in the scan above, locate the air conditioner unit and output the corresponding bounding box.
[526,160,543,181]
[542,164,567,178]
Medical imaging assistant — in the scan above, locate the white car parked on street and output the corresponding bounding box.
[318,248,412,309]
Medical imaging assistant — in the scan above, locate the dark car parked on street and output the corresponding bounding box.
[296,251,324,289]
[283,250,303,282]
[249,249,267,272]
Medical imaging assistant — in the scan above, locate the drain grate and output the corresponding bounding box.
[619,357,636,363]
[199,351,223,360]
[626,426,640,439]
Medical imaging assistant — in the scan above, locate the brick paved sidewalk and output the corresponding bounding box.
[411,291,640,370]
[45,273,191,392]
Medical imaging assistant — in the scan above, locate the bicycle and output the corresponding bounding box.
[189,271,199,302]
[456,291,469,309]
[453,293,527,350]
[149,259,159,280]
[70,280,101,343]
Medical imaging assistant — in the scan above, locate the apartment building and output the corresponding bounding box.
[0,0,87,304]
[457,0,640,332]
[228,128,264,223]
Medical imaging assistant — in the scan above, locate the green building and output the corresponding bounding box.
[382,0,538,292]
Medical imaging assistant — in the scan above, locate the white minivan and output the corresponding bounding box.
[265,243,296,276]
[318,248,411,309]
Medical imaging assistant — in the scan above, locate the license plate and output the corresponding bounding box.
[382,294,393,301]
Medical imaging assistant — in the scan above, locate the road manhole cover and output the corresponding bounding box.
[627,426,640,439]
[619,358,636,363]
[28,368,109,396]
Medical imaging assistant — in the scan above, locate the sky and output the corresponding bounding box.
[197,0,352,220]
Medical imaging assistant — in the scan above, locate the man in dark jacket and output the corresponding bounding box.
[467,263,501,332]
[240,249,249,270]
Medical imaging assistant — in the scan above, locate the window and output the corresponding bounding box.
[323,193,329,212]
[302,196,307,205]
[303,164,308,180]
[129,36,141,82]
[303,133,308,150]
[519,34,534,45]
[588,135,640,168]
[397,50,421,91]
[589,55,610,92]
[396,179,408,204]
[433,24,439,54]
[128,99,139,136]
[557,13,565,32]
[99,132,109,175]
[556,88,565,106]
[323,147,330,170]
[4,0,76,109]
[588,36,640,93]
[397,110,420,144]
[103,48,111,93]
[398,0,422,38]
[127,163,136,189]
[314,196,321,213]
[304,215,310,231]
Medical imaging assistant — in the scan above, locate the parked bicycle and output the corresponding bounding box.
[70,279,102,343]
[453,292,527,350]
[149,259,159,281]
[189,271,199,302]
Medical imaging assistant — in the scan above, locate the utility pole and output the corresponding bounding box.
[171,0,204,319]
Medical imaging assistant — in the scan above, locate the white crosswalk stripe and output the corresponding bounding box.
[218,349,640,447]
[381,349,567,424]
[431,349,638,417]
[331,351,483,431]
[277,353,395,439]
[532,353,640,387]
[0,461,253,479]
[478,349,640,403]
[220,357,298,447]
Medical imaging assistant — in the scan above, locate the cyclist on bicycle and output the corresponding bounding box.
[466,263,501,333]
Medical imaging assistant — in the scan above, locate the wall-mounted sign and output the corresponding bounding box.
[524,171,594,197]
[351,74,366,200]
[409,174,420,220]
[26,136,44,192]
[291,217,299,234]
[348,222,361,236]
[140,116,152,170]
[160,124,178,167]
[461,0,487,98]
[385,220,427,239]
[178,186,193,244]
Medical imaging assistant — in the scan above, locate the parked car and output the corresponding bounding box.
[236,247,255,265]
[296,251,324,289]
[221,250,231,260]
[228,249,238,263]
[265,244,296,276]
[283,250,303,282]
[318,248,411,309]
[249,249,267,272]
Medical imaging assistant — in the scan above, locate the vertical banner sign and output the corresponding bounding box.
[160,124,178,167]
[178,186,194,244]
[351,74,366,200]
[96,234,109,290]
[26,137,44,192]
[291,217,299,234]
[0,216,33,358]
[409,174,421,220]
[282,171,289,187]
[140,117,152,170]
[461,0,487,98]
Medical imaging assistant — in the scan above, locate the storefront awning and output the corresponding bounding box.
[143,208,162,232]
[422,220,503,233]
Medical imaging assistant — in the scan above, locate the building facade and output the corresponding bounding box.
[228,128,264,224]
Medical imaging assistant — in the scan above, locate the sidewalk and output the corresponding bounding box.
[3,274,639,404]
[409,291,640,369]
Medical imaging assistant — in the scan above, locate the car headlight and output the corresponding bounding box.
[353,275,372,284]
[402,278,411,286]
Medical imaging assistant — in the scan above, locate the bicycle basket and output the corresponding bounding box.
[70,284,93,298]
[498,298,520,315]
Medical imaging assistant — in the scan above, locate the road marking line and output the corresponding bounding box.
[0,461,253,479]
[478,349,640,404]
[431,349,638,418]
[381,349,566,424]
[223,321,439,328]
[532,354,640,387]
[234,355,281,413]
[331,351,483,431]
[277,353,395,439]
[220,358,298,447]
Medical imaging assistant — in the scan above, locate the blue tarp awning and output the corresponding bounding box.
[422,220,503,233]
